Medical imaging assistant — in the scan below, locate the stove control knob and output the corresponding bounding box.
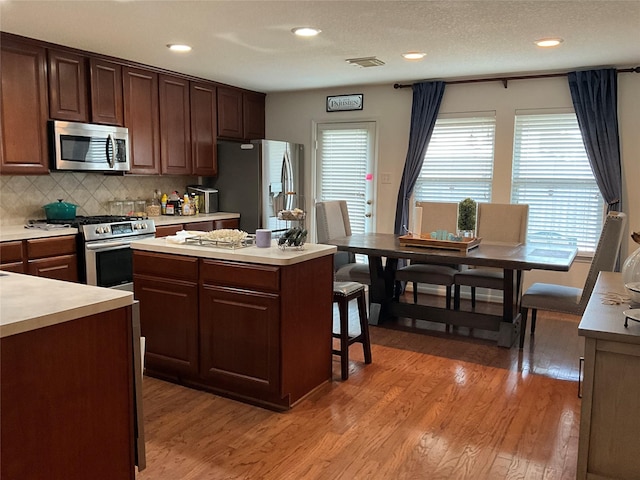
[96,227,104,234]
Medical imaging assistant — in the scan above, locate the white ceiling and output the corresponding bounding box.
[1,0,639,94]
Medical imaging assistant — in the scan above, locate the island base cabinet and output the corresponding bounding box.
[199,285,282,404]
[577,338,640,479]
[1,308,135,480]
[133,250,334,410]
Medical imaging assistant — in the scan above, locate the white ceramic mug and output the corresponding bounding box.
[255,229,272,248]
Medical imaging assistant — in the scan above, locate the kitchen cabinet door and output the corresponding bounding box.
[48,49,88,122]
[135,275,199,379]
[0,35,49,175]
[90,57,123,126]
[190,81,217,176]
[217,87,243,139]
[243,91,266,140]
[26,235,78,282]
[123,66,160,174]
[27,254,78,282]
[159,74,191,175]
[134,251,199,379]
[199,283,281,398]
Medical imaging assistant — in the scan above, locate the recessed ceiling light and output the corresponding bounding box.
[534,38,563,48]
[167,44,192,52]
[402,52,427,60]
[291,27,321,37]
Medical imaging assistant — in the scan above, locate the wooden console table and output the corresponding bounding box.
[577,271,640,479]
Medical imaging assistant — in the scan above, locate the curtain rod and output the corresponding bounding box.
[393,66,640,89]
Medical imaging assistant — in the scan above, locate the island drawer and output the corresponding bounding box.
[200,259,279,292]
[133,251,198,281]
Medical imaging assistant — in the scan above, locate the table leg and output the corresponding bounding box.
[497,269,522,347]
[366,255,397,325]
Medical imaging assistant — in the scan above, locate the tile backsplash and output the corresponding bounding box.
[0,172,199,225]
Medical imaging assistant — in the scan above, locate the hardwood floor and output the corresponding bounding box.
[136,294,583,479]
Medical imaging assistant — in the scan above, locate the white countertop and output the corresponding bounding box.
[0,272,134,338]
[0,213,239,242]
[0,225,79,242]
[152,212,240,227]
[131,237,337,266]
[578,272,640,345]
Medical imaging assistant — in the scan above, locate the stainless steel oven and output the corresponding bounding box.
[82,218,156,291]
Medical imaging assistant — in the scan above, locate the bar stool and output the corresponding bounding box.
[332,281,372,380]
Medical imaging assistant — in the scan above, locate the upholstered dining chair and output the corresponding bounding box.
[519,211,627,348]
[454,203,529,308]
[315,200,370,285]
[395,201,459,308]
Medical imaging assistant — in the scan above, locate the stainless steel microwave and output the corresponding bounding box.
[50,120,130,172]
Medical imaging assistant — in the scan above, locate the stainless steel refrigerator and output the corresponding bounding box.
[207,139,304,233]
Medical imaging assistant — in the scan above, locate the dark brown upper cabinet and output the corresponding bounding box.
[190,81,218,177]
[0,35,50,175]
[48,49,88,122]
[123,66,160,175]
[159,74,191,175]
[217,87,243,139]
[217,87,265,140]
[243,91,266,140]
[89,58,123,126]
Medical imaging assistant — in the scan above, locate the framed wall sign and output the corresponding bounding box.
[326,94,363,112]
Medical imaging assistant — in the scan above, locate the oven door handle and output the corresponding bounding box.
[85,241,133,251]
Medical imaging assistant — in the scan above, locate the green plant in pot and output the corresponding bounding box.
[457,198,477,238]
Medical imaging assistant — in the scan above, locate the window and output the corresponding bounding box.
[511,112,604,253]
[414,115,496,203]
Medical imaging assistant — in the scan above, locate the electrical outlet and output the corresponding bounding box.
[380,172,392,184]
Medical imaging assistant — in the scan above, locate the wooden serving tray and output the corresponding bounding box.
[399,234,481,252]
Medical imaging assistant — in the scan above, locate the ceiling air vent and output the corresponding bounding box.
[346,57,385,68]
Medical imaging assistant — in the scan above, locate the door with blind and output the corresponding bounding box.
[315,122,376,236]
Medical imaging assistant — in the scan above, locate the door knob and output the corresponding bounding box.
[366,200,373,205]
[365,213,372,218]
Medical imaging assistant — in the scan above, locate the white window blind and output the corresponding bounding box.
[318,125,370,235]
[414,116,495,203]
[511,113,604,253]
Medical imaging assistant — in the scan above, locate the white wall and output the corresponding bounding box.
[266,74,640,290]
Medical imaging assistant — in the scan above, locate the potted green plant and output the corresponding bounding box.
[457,198,477,238]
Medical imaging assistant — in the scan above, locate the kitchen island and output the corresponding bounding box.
[0,272,139,480]
[131,237,337,410]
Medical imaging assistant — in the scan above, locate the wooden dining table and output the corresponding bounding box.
[328,233,578,347]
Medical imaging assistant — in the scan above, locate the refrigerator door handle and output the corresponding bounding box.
[282,146,295,210]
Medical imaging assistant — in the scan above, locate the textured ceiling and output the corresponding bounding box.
[1,0,639,93]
